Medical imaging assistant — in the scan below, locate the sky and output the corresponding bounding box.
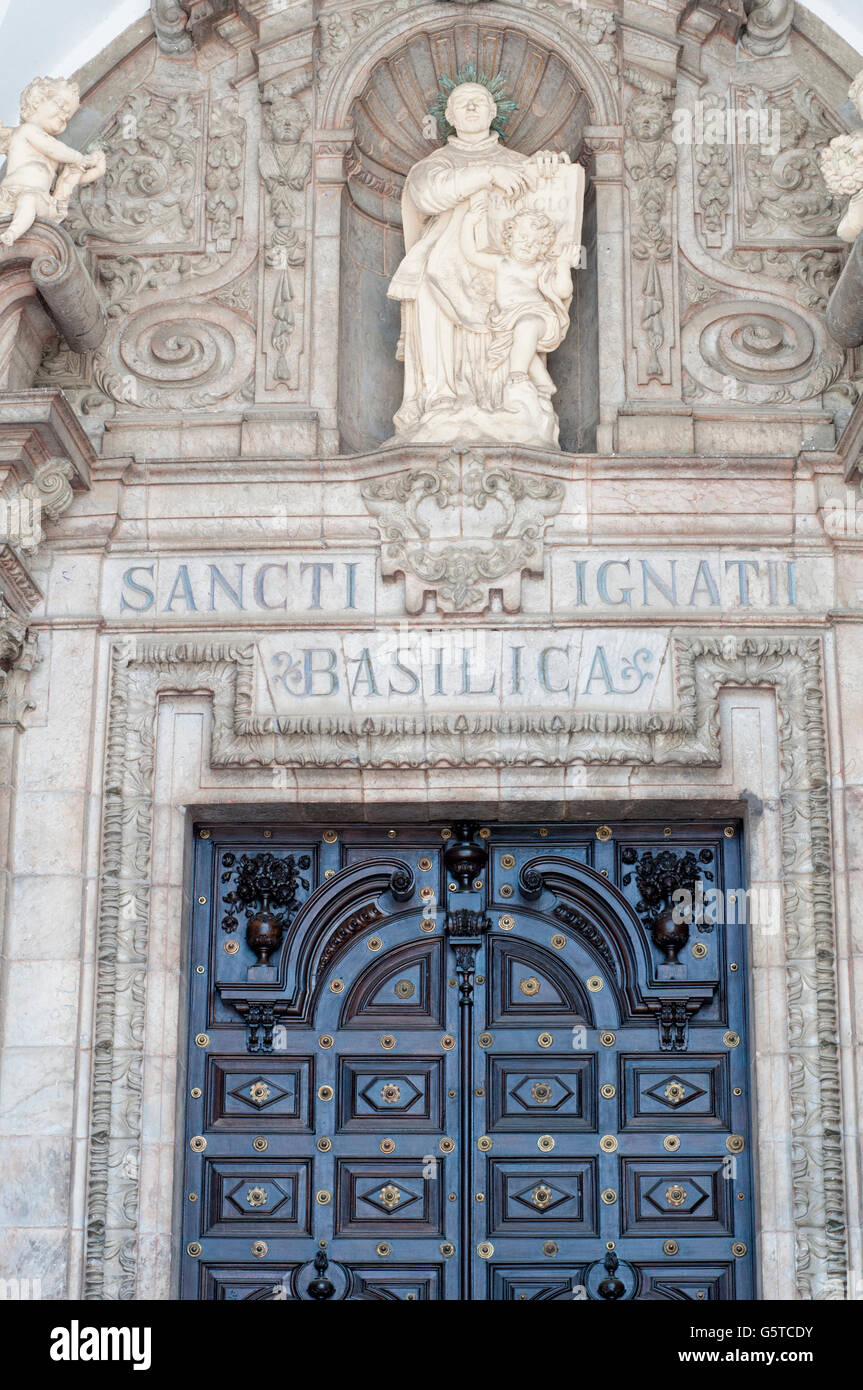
[0,0,861,126]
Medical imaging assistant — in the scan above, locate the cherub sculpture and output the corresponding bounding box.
[460,200,579,433]
[820,70,863,243]
[0,77,105,247]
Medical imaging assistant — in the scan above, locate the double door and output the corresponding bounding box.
[180,820,754,1299]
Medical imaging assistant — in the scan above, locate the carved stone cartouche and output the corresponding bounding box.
[361,448,564,615]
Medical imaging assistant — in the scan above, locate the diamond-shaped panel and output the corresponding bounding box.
[228,1076,292,1111]
[643,1177,709,1216]
[358,1181,422,1216]
[644,1075,707,1110]
[359,1074,423,1113]
[511,1179,575,1215]
[225,1177,294,1217]
[510,1075,575,1113]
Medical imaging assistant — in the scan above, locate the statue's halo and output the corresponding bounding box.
[430,64,518,142]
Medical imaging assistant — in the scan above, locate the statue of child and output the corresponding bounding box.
[0,77,105,247]
[820,70,863,244]
[460,200,580,403]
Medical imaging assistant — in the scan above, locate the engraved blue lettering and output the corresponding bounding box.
[163,565,197,612]
[301,562,334,610]
[597,560,633,606]
[348,648,380,696]
[208,564,245,611]
[254,563,288,610]
[460,647,496,696]
[344,562,358,610]
[539,646,570,694]
[640,559,678,607]
[388,648,420,697]
[121,565,155,613]
[725,559,759,607]
[687,560,720,606]
[303,648,339,695]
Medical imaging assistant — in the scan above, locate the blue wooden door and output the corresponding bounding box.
[180,821,754,1300]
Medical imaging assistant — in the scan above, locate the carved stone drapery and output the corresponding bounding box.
[84,633,845,1299]
[361,449,565,614]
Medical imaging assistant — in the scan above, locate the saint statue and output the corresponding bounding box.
[387,74,584,449]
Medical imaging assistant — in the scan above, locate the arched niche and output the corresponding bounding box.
[337,21,599,454]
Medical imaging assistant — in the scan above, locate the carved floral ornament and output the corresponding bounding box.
[361,449,564,614]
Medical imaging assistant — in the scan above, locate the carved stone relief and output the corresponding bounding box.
[520,0,619,77]
[675,76,851,413]
[682,296,844,405]
[692,94,732,249]
[732,86,843,245]
[623,85,678,384]
[316,1,414,96]
[741,0,794,57]
[30,62,260,418]
[361,449,565,614]
[205,95,246,254]
[65,88,205,250]
[151,0,193,55]
[258,73,312,391]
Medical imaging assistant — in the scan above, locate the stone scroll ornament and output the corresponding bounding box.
[819,71,863,244]
[0,78,105,246]
[386,69,585,451]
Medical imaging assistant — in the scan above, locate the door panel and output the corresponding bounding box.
[180,820,754,1300]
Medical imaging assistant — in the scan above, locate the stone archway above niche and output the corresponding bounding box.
[336,18,601,455]
[319,3,620,132]
[348,26,591,218]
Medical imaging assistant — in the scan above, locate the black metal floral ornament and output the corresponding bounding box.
[220,851,311,966]
[429,64,518,142]
[621,846,715,965]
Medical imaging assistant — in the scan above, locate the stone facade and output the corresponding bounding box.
[0,0,861,1301]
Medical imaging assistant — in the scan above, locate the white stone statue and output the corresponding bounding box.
[387,79,584,449]
[819,70,863,243]
[0,78,106,247]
